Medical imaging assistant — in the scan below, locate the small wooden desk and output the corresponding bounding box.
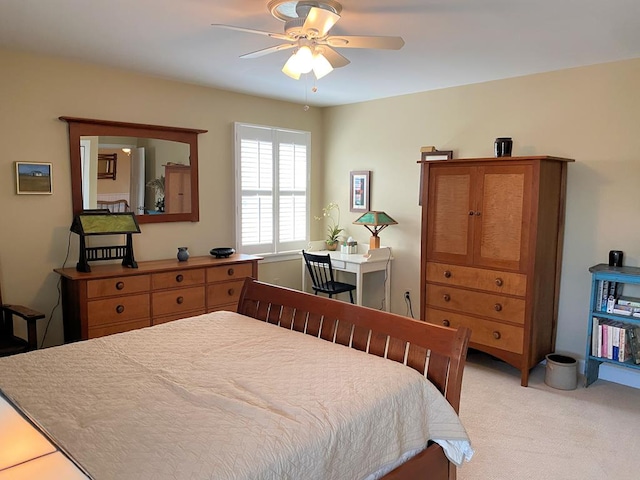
[302,248,393,311]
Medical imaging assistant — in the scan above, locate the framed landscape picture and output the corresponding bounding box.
[16,162,53,194]
[350,170,370,212]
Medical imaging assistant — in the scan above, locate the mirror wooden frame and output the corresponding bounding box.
[60,117,207,224]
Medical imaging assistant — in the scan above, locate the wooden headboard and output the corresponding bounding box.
[237,278,471,412]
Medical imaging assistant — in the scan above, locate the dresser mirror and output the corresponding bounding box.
[60,117,207,224]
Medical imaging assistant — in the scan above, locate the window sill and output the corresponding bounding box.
[253,252,302,264]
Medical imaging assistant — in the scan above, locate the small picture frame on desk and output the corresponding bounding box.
[350,170,370,212]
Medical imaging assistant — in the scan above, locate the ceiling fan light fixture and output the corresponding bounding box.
[295,45,314,73]
[282,54,302,79]
[312,52,333,79]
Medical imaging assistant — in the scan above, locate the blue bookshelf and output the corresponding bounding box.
[585,264,640,386]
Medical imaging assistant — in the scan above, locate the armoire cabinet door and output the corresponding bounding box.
[165,165,191,214]
[426,163,532,272]
[473,164,532,271]
[426,166,476,265]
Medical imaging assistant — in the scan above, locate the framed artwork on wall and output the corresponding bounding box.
[15,162,53,195]
[350,170,371,212]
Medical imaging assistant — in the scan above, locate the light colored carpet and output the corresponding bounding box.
[457,352,640,480]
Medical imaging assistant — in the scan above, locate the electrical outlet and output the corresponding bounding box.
[404,290,411,301]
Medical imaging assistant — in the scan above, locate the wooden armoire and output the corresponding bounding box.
[164,164,191,214]
[419,155,573,386]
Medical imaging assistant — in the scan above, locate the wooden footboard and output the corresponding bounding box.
[237,279,471,480]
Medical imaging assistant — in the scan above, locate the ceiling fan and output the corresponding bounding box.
[212,0,405,80]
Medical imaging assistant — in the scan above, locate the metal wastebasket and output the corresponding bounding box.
[544,354,577,390]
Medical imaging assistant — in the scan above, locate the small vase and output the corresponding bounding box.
[177,247,189,262]
[494,137,513,157]
[326,241,339,251]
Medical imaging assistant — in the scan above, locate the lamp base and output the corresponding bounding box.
[369,235,380,250]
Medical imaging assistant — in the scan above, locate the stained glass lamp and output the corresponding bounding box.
[352,211,398,250]
[70,211,141,272]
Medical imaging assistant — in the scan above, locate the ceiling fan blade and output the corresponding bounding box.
[240,43,296,59]
[302,7,340,38]
[326,35,405,50]
[319,46,350,69]
[211,24,290,41]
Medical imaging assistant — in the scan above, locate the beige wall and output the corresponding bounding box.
[0,48,324,347]
[323,57,640,359]
[3,45,640,364]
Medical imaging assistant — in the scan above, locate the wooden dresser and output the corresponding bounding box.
[419,155,573,386]
[55,254,260,342]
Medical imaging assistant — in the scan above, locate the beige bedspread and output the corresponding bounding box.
[0,311,472,479]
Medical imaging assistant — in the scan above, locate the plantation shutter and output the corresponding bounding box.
[235,123,310,255]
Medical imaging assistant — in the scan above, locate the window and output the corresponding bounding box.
[234,123,310,255]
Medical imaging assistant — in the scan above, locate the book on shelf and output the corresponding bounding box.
[617,296,640,308]
[591,318,635,362]
[595,280,624,312]
[628,327,640,365]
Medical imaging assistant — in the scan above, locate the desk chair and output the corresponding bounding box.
[0,286,44,357]
[97,199,130,212]
[302,250,356,303]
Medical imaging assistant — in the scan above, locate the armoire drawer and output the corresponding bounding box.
[87,293,151,327]
[425,308,524,354]
[426,262,527,296]
[152,286,205,317]
[151,269,205,290]
[426,284,525,324]
[87,275,150,299]
[207,263,253,282]
[207,280,245,308]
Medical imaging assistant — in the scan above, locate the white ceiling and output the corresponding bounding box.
[1,0,639,107]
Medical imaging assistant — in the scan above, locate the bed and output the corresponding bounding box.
[0,278,473,480]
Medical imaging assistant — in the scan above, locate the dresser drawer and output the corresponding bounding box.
[207,263,253,283]
[207,280,245,308]
[426,284,525,324]
[152,269,205,290]
[152,286,205,317]
[88,319,151,339]
[87,294,151,327]
[426,262,527,296]
[153,309,207,326]
[87,275,150,299]
[426,308,524,354]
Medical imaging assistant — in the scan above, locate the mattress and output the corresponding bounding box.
[0,311,472,479]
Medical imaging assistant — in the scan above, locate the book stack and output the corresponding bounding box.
[592,317,640,364]
[595,279,624,312]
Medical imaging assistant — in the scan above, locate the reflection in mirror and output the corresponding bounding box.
[80,136,190,216]
[61,117,207,224]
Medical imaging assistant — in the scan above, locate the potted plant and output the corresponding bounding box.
[316,202,343,251]
[146,175,165,213]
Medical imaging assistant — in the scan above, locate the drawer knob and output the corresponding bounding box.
[116,305,125,314]
[475,211,482,216]
[443,294,451,302]
[493,331,501,340]
[228,288,235,296]
[115,281,125,290]
[176,274,184,283]
[442,319,450,327]
[494,303,502,312]
[468,210,475,216]
[444,270,451,278]
[227,268,234,276]
[176,296,184,304]
[495,278,503,287]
